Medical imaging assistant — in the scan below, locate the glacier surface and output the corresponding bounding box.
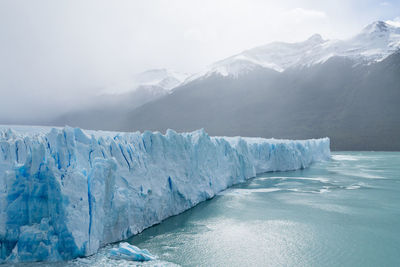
[0,126,330,262]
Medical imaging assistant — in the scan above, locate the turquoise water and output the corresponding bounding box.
[12,152,400,266]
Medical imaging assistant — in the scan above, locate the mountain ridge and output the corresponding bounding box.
[189,20,400,79]
[42,21,400,150]
[120,51,400,150]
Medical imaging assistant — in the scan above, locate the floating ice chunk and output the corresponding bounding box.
[109,242,155,261]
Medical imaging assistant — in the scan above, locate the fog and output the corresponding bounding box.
[0,0,399,122]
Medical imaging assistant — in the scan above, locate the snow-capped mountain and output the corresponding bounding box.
[121,20,400,151]
[51,69,189,131]
[132,68,189,91]
[190,20,400,78]
[101,21,400,94]
[43,20,400,150]
[103,68,189,95]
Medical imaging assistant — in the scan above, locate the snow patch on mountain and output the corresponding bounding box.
[132,69,189,91]
[104,69,189,95]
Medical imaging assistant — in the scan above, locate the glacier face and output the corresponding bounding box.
[0,126,330,262]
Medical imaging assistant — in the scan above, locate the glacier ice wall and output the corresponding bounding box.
[0,126,330,262]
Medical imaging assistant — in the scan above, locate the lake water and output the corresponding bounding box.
[13,152,400,267]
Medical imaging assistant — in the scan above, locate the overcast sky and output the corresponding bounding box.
[0,0,399,121]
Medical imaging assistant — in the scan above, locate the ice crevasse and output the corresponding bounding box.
[0,126,330,262]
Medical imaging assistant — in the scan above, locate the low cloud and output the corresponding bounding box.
[386,17,400,27]
[0,0,398,124]
[283,8,327,23]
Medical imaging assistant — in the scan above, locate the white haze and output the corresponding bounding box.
[0,0,399,122]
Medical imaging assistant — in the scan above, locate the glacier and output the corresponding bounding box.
[0,125,330,263]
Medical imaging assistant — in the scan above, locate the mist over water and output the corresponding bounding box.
[17,152,400,267]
